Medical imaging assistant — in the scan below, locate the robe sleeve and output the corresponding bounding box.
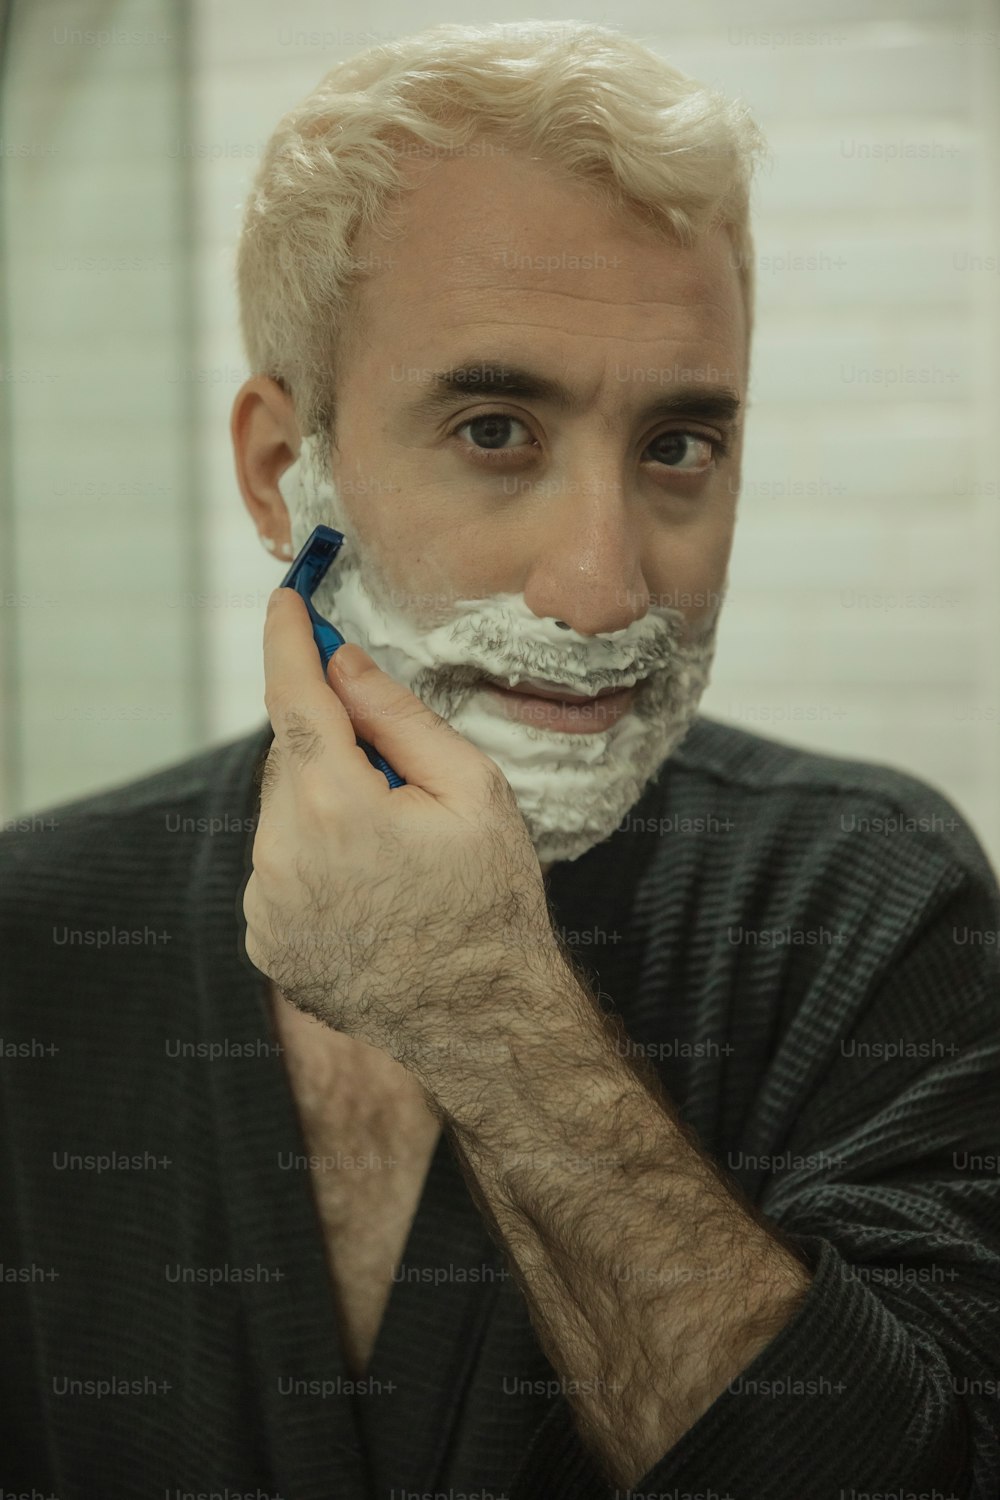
[507,865,1000,1500]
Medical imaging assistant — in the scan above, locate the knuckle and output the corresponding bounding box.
[297,771,344,826]
[248,842,278,884]
[265,701,324,768]
[285,722,322,767]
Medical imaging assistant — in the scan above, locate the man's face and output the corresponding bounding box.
[265,145,748,865]
[327,146,746,645]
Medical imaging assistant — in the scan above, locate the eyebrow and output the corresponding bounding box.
[404,359,743,428]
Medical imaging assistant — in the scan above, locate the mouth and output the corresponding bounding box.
[478,672,639,702]
[476,671,642,734]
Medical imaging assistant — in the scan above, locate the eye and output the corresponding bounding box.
[645,431,725,473]
[450,410,729,473]
[452,412,535,455]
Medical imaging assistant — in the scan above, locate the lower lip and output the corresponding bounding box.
[481,683,635,733]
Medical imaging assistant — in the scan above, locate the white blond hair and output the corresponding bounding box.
[236,20,767,449]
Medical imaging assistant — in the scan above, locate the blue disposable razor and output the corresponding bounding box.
[279,525,405,788]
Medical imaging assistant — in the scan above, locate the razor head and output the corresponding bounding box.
[278,525,347,665]
[279,525,345,597]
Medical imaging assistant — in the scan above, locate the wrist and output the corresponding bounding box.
[424,963,622,1141]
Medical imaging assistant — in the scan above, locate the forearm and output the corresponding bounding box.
[413,963,813,1491]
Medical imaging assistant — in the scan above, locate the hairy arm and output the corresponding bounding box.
[407,958,813,1491]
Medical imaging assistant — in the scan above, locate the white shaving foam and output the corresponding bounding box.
[277,435,721,863]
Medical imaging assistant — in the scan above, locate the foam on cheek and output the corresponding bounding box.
[275,435,718,862]
[277,435,666,687]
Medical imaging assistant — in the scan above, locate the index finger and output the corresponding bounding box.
[262,588,372,781]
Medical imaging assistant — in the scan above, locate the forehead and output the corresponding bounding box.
[349,147,746,374]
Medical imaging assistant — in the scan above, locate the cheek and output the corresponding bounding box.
[334,481,492,622]
[647,518,734,627]
[330,457,417,586]
[343,490,504,598]
[334,437,437,544]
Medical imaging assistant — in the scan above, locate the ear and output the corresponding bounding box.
[231,375,300,558]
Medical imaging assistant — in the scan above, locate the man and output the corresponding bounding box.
[2,20,998,1500]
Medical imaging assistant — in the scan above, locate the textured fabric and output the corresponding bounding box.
[1,714,999,1500]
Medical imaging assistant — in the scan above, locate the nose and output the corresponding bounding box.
[521,475,650,637]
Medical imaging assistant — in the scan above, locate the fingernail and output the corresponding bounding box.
[333,643,369,678]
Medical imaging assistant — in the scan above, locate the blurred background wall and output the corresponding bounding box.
[2,0,999,876]
[0,0,207,810]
